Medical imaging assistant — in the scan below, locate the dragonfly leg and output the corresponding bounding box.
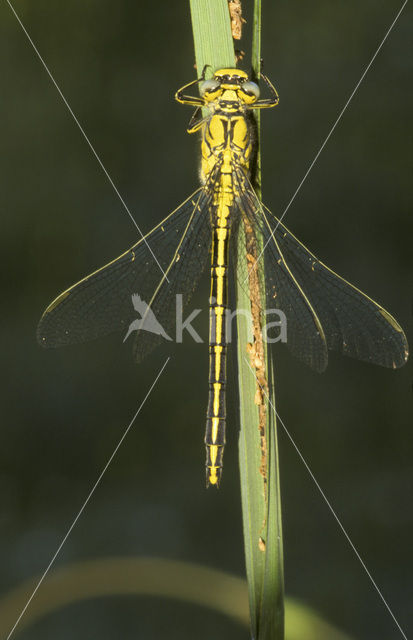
[175,66,209,107]
[250,73,279,109]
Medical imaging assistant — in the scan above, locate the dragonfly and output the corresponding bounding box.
[37,68,409,487]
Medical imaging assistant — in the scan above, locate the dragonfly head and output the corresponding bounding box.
[199,68,260,106]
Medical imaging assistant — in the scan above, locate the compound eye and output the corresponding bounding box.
[242,81,260,98]
[199,79,220,96]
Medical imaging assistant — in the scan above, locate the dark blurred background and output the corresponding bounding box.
[1,1,412,638]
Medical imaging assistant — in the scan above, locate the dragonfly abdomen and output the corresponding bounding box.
[205,216,230,487]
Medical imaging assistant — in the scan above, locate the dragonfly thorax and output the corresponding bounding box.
[201,112,253,184]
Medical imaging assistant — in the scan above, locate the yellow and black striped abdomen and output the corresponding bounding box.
[206,217,230,487]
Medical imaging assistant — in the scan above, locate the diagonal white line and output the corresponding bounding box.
[246,0,408,283]
[5,357,170,640]
[244,356,408,640]
[5,0,169,283]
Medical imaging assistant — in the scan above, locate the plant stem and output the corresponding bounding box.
[188,2,284,637]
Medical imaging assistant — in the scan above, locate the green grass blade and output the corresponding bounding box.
[236,263,267,636]
[188,2,284,637]
[259,356,284,639]
[237,297,284,640]
[251,0,262,196]
[189,0,235,75]
[237,1,285,638]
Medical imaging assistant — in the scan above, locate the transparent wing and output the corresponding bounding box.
[235,177,408,371]
[234,178,328,373]
[37,187,212,361]
[260,204,408,369]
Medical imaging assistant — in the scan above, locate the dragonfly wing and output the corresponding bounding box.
[37,188,212,361]
[260,202,408,369]
[132,190,212,361]
[235,186,328,373]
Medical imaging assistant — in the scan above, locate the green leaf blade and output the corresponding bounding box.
[188,2,284,637]
[189,0,235,75]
